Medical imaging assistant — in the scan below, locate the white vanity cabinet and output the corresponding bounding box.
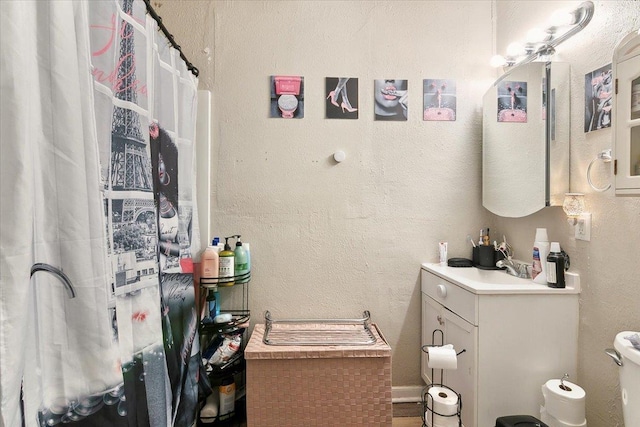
[422,292,477,427]
[613,30,640,195]
[421,265,579,427]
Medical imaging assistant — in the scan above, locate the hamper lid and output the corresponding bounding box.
[245,323,391,360]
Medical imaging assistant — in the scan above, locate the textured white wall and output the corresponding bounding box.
[494,2,640,426]
[160,0,494,388]
[158,0,640,423]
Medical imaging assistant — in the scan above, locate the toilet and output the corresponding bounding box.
[607,331,640,427]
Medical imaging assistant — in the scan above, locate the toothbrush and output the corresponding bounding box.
[468,234,477,248]
[481,228,490,246]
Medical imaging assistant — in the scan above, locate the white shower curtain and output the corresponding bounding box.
[0,1,200,426]
[1,1,122,425]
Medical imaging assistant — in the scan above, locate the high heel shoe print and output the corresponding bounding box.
[341,102,357,113]
[326,91,339,107]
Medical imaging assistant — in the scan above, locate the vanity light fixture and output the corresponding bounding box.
[562,193,586,225]
[490,1,594,80]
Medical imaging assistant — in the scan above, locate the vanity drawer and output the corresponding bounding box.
[421,270,478,325]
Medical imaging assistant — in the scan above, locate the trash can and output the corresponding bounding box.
[496,415,549,427]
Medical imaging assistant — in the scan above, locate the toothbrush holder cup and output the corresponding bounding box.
[473,246,500,268]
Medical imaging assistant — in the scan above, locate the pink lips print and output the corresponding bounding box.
[381,85,398,100]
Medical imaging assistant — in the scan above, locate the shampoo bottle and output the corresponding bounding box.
[218,237,235,286]
[204,289,216,322]
[218,375,236,419]
[200,241,220,281]
[234,236,249,284]
[546,242,566,288]
[532,228,550,284]
[213,236,224,253]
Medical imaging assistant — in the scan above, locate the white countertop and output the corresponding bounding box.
[421,262,581,295]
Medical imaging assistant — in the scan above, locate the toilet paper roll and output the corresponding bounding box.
[427,345,458,370]
[541,379,586,425]
[425,386,459,427]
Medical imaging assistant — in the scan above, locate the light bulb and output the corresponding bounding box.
[490,55,507,68]
[550,8,576,27]
[506,42,525,57]
[526,27,548,44]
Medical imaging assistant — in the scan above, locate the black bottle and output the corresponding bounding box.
[546,242,565,288]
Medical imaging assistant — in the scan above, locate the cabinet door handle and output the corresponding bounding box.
[437,315,445,325]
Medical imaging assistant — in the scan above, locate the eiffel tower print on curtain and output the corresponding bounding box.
[108,0,157,296]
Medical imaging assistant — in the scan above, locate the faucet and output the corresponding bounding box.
[496,258,531,279]
[496,259,519,276]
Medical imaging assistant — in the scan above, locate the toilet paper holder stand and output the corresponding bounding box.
[421,329,465,427]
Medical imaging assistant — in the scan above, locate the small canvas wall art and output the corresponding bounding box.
[270,75,304,118]
[374,79,408,121]
[423,79,456,121]
[584,64,612,132]
[326,77,358,119]
[497,81,527,123]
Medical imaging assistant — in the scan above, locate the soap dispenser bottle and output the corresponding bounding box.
[532,228,550,284]
[218,237,235,286]
[234,235,249,284]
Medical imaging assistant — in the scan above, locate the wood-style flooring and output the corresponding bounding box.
[392,416,423,427]
[392,402,423,426]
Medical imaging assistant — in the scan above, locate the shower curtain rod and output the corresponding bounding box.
[142,0,199,77]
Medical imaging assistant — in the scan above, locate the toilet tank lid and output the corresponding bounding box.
[614,331,640,366]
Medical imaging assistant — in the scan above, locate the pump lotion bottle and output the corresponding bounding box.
[234,237,249,284]
[532,228,550,284]
[218,237,235,286]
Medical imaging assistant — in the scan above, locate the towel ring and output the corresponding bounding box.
[587,149,612,192]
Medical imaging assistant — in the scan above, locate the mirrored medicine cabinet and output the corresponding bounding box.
[482,61,570,218]
[613,29,640,195]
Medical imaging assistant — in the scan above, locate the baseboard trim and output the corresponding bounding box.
[392,385,423,403]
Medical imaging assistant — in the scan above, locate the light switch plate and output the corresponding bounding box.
[575,213,591,241]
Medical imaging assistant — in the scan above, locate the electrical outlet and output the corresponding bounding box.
[575,213,591,241]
